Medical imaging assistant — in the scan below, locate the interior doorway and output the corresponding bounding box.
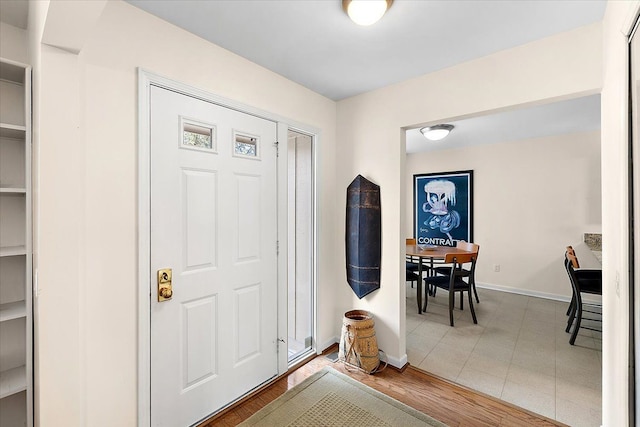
[286,130,315,363]
[403,96,603,425]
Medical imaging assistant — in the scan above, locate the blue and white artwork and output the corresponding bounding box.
[414,171,473,247]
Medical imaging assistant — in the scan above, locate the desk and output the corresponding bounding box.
[406,245,476,314]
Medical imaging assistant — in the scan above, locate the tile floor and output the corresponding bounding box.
[406,285,602,426]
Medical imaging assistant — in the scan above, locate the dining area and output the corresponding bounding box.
[404,241,602,426]
[406,149,602,425]
[406,239,480,326]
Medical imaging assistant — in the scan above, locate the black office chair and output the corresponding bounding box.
[564,249,602,345]
[423,252,478,327]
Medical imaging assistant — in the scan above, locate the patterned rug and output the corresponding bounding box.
[239,367,447,426]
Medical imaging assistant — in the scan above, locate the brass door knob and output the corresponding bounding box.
[157,268,173,301]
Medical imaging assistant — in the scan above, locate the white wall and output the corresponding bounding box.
[601,1,640,425]
[406,130,602,299]
[336,22,602,368]
[0,22,28,64]
[29,0,633,424]
[33,1,337,425]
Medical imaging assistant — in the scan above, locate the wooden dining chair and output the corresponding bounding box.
[406,238,421,287]
[564,249,602,345]
[406,270,420,289]
[432,241,480,304]
[423,252,478,326]
[564,246,577,316]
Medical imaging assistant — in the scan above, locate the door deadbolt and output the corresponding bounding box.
[157,268,173,302]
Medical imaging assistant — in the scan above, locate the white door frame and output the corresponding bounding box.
[137,69,320,426]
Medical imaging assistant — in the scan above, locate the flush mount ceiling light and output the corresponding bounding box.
[343,0,393,26]
[420,124,455,141]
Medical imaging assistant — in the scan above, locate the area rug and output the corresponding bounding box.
[239,367,447,426]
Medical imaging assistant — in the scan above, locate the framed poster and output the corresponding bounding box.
[413,170,473,247]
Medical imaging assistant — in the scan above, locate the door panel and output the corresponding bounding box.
[235,284,261,363]
[150,86,278,426]
[182,169,217,270]
[235,173,261,261]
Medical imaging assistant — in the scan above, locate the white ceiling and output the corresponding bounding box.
[126,0,606,101]
[124,0,606,151]
[0,1,605,152]
[406,94,601,154]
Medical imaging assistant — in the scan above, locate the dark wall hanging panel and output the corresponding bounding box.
[346,175,381,299]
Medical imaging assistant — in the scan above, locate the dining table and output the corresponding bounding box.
[406,244,477,314]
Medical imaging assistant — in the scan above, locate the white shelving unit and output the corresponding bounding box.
[0,58,32,427]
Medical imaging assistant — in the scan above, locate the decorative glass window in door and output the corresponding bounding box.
[180,117,216,152]
[233,131,259,158]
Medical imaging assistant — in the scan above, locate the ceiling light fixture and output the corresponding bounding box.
[420,124,455,141]
[343,0,393,26]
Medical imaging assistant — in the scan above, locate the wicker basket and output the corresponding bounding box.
[338,310,381,374]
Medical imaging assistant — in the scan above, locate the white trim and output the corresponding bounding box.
[137,69,321,426]
[476,281,570,302]
[386,353,407,370]
[282,128,321,365]
[628,6,640,427]
[476,282,601,305]
[137,69,321,134]
[137,70,152,427]
[24,64,33,427]
[311,131,320,360]
[621,1,640,37]
[286,126,321,359]
[276,123,289,375]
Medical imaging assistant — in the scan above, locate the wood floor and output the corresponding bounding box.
[201,346,565,427]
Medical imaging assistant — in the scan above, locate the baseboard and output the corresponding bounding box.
[385,352,407,370]
[318,336,338,354]
[476,282,601,305]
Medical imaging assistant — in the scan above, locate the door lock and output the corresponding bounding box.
[157,268,173,302]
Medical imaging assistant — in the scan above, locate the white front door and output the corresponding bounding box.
[150,86,278,426]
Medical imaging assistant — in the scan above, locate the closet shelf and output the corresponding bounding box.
[0,246,26,257]
[0,123,26,139]
[0,365,26,399]
[0,57,31,424]
[0,301,26,322]
[0,188,27,194]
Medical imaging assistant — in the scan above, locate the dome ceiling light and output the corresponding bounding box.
[420,124,455,141]
[342,0,393,26]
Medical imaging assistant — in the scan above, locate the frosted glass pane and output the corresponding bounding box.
[234,134,257,157]
[183,122,213,149]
